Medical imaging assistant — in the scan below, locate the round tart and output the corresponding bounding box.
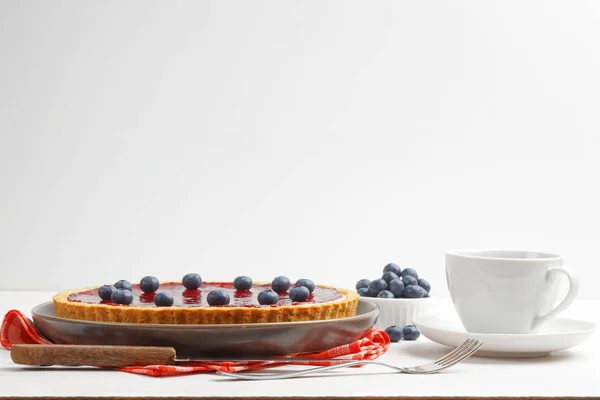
[53,281,359,324]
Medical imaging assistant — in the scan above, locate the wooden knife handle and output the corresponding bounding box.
[11,344,177,367]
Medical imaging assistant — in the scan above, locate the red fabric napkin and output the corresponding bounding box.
[1,309,390,377]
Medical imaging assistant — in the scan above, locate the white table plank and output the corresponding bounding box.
[0,291,598,398]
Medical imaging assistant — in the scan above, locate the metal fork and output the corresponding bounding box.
[217,338,482,380]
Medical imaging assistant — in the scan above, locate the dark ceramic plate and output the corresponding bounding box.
[32,301,379,357]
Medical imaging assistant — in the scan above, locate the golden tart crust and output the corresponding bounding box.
[53,282,359,324]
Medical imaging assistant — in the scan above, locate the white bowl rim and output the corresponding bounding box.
[359,296,434,303]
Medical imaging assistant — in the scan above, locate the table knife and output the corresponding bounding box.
[10,344,352,368]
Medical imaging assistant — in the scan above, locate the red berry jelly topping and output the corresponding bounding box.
[67,282,343,307]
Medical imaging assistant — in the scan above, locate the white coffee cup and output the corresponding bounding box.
[445,249,579,334]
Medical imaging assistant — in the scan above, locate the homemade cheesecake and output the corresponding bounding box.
[53,281,359,324]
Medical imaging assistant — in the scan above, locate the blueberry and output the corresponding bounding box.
[140,276,160,293]
[377,290,394,298]
[417,278,431,293]
[402,275,418,287]
[289,286,310,302]
[258,289,279,305]
[388,279,405,298]
[153,292,174,307]
[295,279,315,294]
[271,276,291,293]
[207,290,230,306]
[368,279,388,296]
[234,276,253,291]
[114,280,132,291]
[404,284,428,298]
[402,324,421,340]
[182,273,202,290]
[356,279,371,290]
[357,287,370,297]
[98,285,114,301]
[385,325,403,342]
[383,263,401,276]
[111,289,133,305]
[382,271,399,283]
[400,268,418,279]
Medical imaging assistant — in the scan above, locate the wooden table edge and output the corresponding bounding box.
[1,397,599,400]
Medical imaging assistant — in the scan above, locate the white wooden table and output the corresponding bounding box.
[1,291,598,399]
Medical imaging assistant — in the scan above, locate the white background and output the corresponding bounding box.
[1,0,599,298]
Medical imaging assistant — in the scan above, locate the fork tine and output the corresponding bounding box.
[438,342,482,368]
[436,340,482,366]
[397,340,479,375]
[432,339,472,363]
[463,341,483,359]
[433,339,474,364]
[437,340,481,366]
[435,341,476,367]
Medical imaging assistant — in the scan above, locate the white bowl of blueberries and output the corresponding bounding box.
[357,263,435,331]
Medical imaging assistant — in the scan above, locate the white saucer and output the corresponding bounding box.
[413,313,596,358]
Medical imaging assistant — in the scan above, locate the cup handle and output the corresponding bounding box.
[532,267,580,330]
